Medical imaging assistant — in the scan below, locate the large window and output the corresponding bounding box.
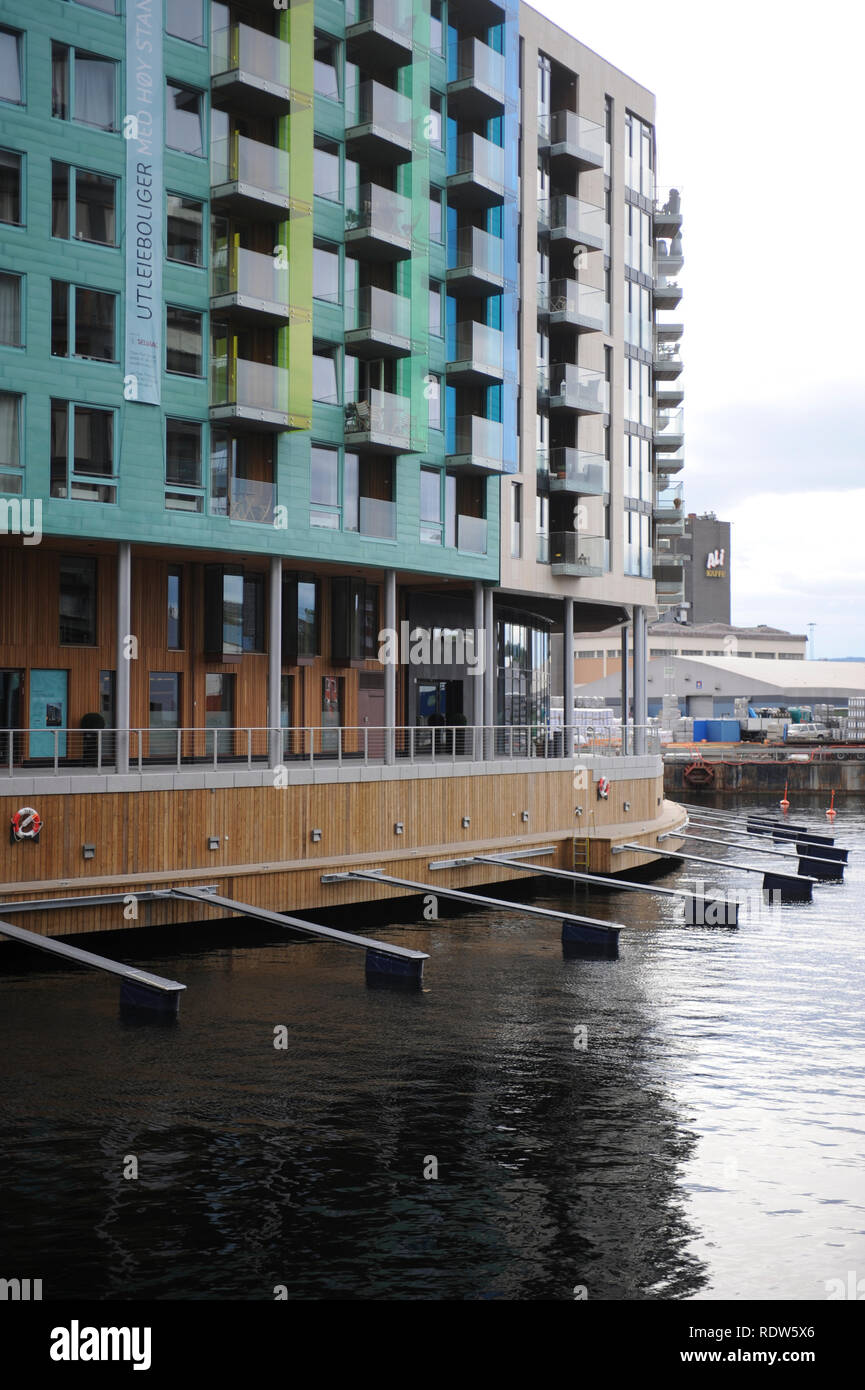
[0,150,22,224]
[312,241,340,303]
[166,306,203,376]
[204,567,263,656]
[167,568,183,649]
[312,347,339,404]
[166,0,205,45]
[420,466,442,545]
[165,418,204,512]
[497,618,550,730]
[313,34,340,99]
[59,556,97,646]
[167,194,204,264]
[0,392,22,493]
[331,578,380,664]
[313,138,340,201]
[52,45,117,130]
[0,29,23,106]
[310,444,340,528]
[282,573,321,663]
[51,282,116,362]
[0,272,22,347]
[50,400,116,503]
[166,83,204,155]
[52,164,116,246]
[624,111,654,197]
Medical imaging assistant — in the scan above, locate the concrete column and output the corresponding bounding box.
[633,604,648,755]
[268,556,282,769]
[620,621,631,756]
[473,580,484,759]
[563,596,574,759]
[384,569,396,764]
[483,586,495,759]
[116,542,131,774]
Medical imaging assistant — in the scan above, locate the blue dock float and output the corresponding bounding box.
[675,830,845,883]
[561,918,620,959]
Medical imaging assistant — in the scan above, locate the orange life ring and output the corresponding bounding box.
[11,806,41,840]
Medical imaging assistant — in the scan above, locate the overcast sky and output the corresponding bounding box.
[532,0,865,658]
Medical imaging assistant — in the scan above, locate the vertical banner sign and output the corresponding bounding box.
[124,0,164,405]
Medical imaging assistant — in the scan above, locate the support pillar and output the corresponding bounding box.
[633,604,647,755]
[384,569,396,765]
[116,542,131,774]
[268,556,282,769]
[620,620,631,756]
[483,586,495,759]
[473,580,484,760]
[563,595,574,759]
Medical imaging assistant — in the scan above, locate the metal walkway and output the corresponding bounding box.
[618,843,817,901]
[673,828,845,879]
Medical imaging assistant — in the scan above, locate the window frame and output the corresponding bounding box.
[0,270,24,348]
[50,398,117,504]
[0,27,24,108]
[0,147,24,226]
[166,191,206,267]
[165,303,205,377]
[51,162,118,248]
[165,80,206,157]
[50,280,118,363]
[51,44,119,131]
[0,390,23,494]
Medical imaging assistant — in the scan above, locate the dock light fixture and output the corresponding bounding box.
[394,822,404,835]
[311,828,322,843]
[82,844,95,860]
[521,811,529,822]
[462,817,471,828]
[207,836,220,851]
[624,801,631,812]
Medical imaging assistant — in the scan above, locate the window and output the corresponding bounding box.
[209,432,275,523]
[429,187,443,243]
[428,281,442,337]
[313,34,339,99]
[282,573,321,662]
[149,673,181,752]
[0,29,23,106]
[166,0,205,45]
[242,572,265,653]
[69,0,117,11]
[166,306,203,375]
[312,241,340,303]
[59,556,97,645]
[50,400,116,503]
[313,138,340,201]
[167,568,183,649]
[165,418,204,511]
[166,83,204,156]
[420,466,441,544]
[312,347,339,404]
[427,373,441,429]
[52,164,116,245]
[52,46,117,130]
[331,578,379,663]
[310,444,339,527]
[0,392,22,493]
[51,282,116,361]
[430,0,443,53]
[167,194,204,264]
[0,150,22,225]
[204,567,263,656]
[511,481,522,558]
[429,92,443,148]
[0,272,22,347]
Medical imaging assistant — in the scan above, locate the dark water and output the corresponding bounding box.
[1,794,863,1302]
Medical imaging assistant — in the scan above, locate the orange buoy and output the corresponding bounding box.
[779,780,790,813]
[826,790,837,821]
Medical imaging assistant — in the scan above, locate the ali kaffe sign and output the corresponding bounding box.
[124,0,164,405]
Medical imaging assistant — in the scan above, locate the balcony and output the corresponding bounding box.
[345,82,413,165]
[654,187,683,238]
[210,23,291,116]
[344,184,413,261]
[546,363,609,414]
[544,279,609,333]
[546,195,607,252]
[656,448,684,476]
[446,416,504,476]
[457,514,488,554]
[446,320,504,384]
[550,532,609,577]
[447,38,505,120]
[656,577,686,606]
[654,408,684,451]
[211,246,294,325]
[344,389,412,454]
[654,309,684,343]
[653,257,683,309]
[358,496,397,540]
[212,476,277,525]
[447,133,505,207]
[446,226,504,297]
[345,0,413,71]
[653,343,683,378]
[656,380,684,408]
[548,111,605,169]
[211,134,291,217]
[547,449,609,496]
[653,481,684,521]
[210,354,291,431]
[344,286,412,358]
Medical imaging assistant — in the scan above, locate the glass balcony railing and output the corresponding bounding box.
[344,389,411,445]
[222,477,277,525]
[537,533,550,563]
[345,184,412,243]
[654,187,683,224]
[546,279,609,331]
[211,134,290,199]
[548,363,609,413]
[347,0,413,40]
[549,532,609,576]
[654,342,683,369]
[211,23,290,90]
[346,81,412,146]
[655,482,684,513]
[449,415,504,464]
[654,407,684,437]
[549,194,607,249]
[654,307,684,338]
[457,514,488,554]
[449,321,504,374]
[449,133,505,191]
[447,37,505,97]
[212,246,290,307]
[450,226,504,280]
[345,286,412,342]
[359,495,396,540]
[656,448,684,473]
[210,355,289,415]
[548,449,609,494]
[549,111,605,163]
